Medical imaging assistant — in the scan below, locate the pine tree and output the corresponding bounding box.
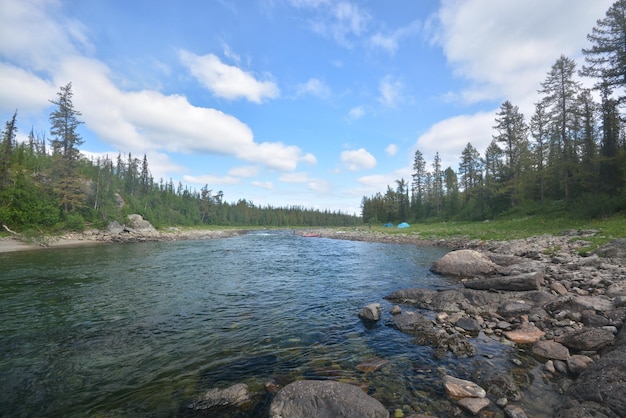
[458,142,482,203]
[581,0,626,108]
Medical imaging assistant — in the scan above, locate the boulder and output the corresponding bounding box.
[269,380,389,418]
[359,303,382,321]
[504,325,545,344]
[594,238,626,258]
[188,383,250,410]
[463,271,543,291]
[431,250,499,277]
[458,397,490,415]
[443,375,486,399]
[126,214,157,234]
[556,327,615,351]
[531,340,570,361]
[566,354,594,375]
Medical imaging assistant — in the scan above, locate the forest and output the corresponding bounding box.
[361,0,626,224]
[0,84,359,232]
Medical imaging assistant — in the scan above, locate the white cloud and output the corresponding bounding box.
[353,167,412,197]
[296,1,371,47]
[370,19,421,54]
[179,50,279,103]
[348,105,365,119]
[299,153,318,165]
[433,0,613,111]
[279,172,310,183]
[340,148,377,171]
[385,144,398,156]
[0,63,56,113]
[378,75,403,107]
[414,111,495,171]
[228,165,259,177]
[296,78,331,99]
[0,14,310,174]
[183,174,241,185]
[251,180,274,189]
[308,179,330,192]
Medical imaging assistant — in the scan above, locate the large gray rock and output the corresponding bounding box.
[126,214,157,234]
[359,303,382,321]
[556,327,615,352]
[532,340,570,361]
[463,271,543,291]
[594,238,626,258]
[431,250,499,277]
[269,380,389,418]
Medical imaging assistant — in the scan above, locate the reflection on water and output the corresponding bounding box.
[0,231,557,417]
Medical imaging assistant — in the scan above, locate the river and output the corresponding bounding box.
[0,230,554,417]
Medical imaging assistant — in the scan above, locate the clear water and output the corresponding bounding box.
[0,231,555,417]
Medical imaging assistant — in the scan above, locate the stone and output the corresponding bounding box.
[550,282,568,295]
[464,272,543,291]
[269,380,389,418]
[189,383,250,410]
[390,305,402,315]
[126,214,157,234]
[566,354,594,375]
[442,375,486,399]
[356,357,389,373]
[359,303,382,321]
[504,325,545,344]
[455,317,481,332]
[430,250,499,277]
[544,360,556,373]
[457,397,490,415]
[594,238,626,258]
[556,327,615,351]
[497,302,532,317]
[504,404,528,418]
[531,340,570,361]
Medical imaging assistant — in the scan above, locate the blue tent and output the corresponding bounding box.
[382,222,394,227]
[397,222,410,229]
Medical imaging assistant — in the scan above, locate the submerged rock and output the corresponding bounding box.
[188,383,250,410]
[359,303,382,321]
[269,380,389,418]
[442,375,486,399]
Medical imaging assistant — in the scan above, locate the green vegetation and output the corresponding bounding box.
[363,214,625,250]
[362,1,626,225]
[0,84,360,233]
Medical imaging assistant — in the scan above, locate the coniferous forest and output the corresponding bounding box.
[361,1,626,224]
[2,1,625,233]
[0,83,359,232]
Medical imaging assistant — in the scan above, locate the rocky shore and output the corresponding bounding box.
[319,228,626,417]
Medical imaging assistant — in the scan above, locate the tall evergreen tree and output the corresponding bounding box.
[458,142,482,203]
[530,102,551,203]
[411,149,427,218]
[0,110,17,189]
[538,55,582,200]
[581,0,626,108]
[49,83,86,214]
[493,101,529,207]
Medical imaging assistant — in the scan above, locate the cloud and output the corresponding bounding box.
[183,174,241,185]
[179,50,279,103]
[354,167,412,197]
[348,105,365,119]
[370,19,422,54]
[432,0,612,111]
[414,111,495,171]
[340,148,377,171]
[294,1,371,47]
[385,144,398,156]
[296,78,331,99]
[0,0,313,175]
[251,180,274,189]
[378,75,403,107]
[0,63,57,113]
[279,172,310,183]
[228,165,259,177]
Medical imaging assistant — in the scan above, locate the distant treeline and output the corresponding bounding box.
[0,84,359,232]
[362,1,626,223]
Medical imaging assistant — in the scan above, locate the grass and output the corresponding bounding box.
[361,213,626,250]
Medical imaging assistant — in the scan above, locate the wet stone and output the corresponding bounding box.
[457,397,490,415]
[443,375,486,400]
[531,340,570,361]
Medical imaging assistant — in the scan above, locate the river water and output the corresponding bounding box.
[0,231,557,417]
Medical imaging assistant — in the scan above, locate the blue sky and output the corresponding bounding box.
[0,0,612,215]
